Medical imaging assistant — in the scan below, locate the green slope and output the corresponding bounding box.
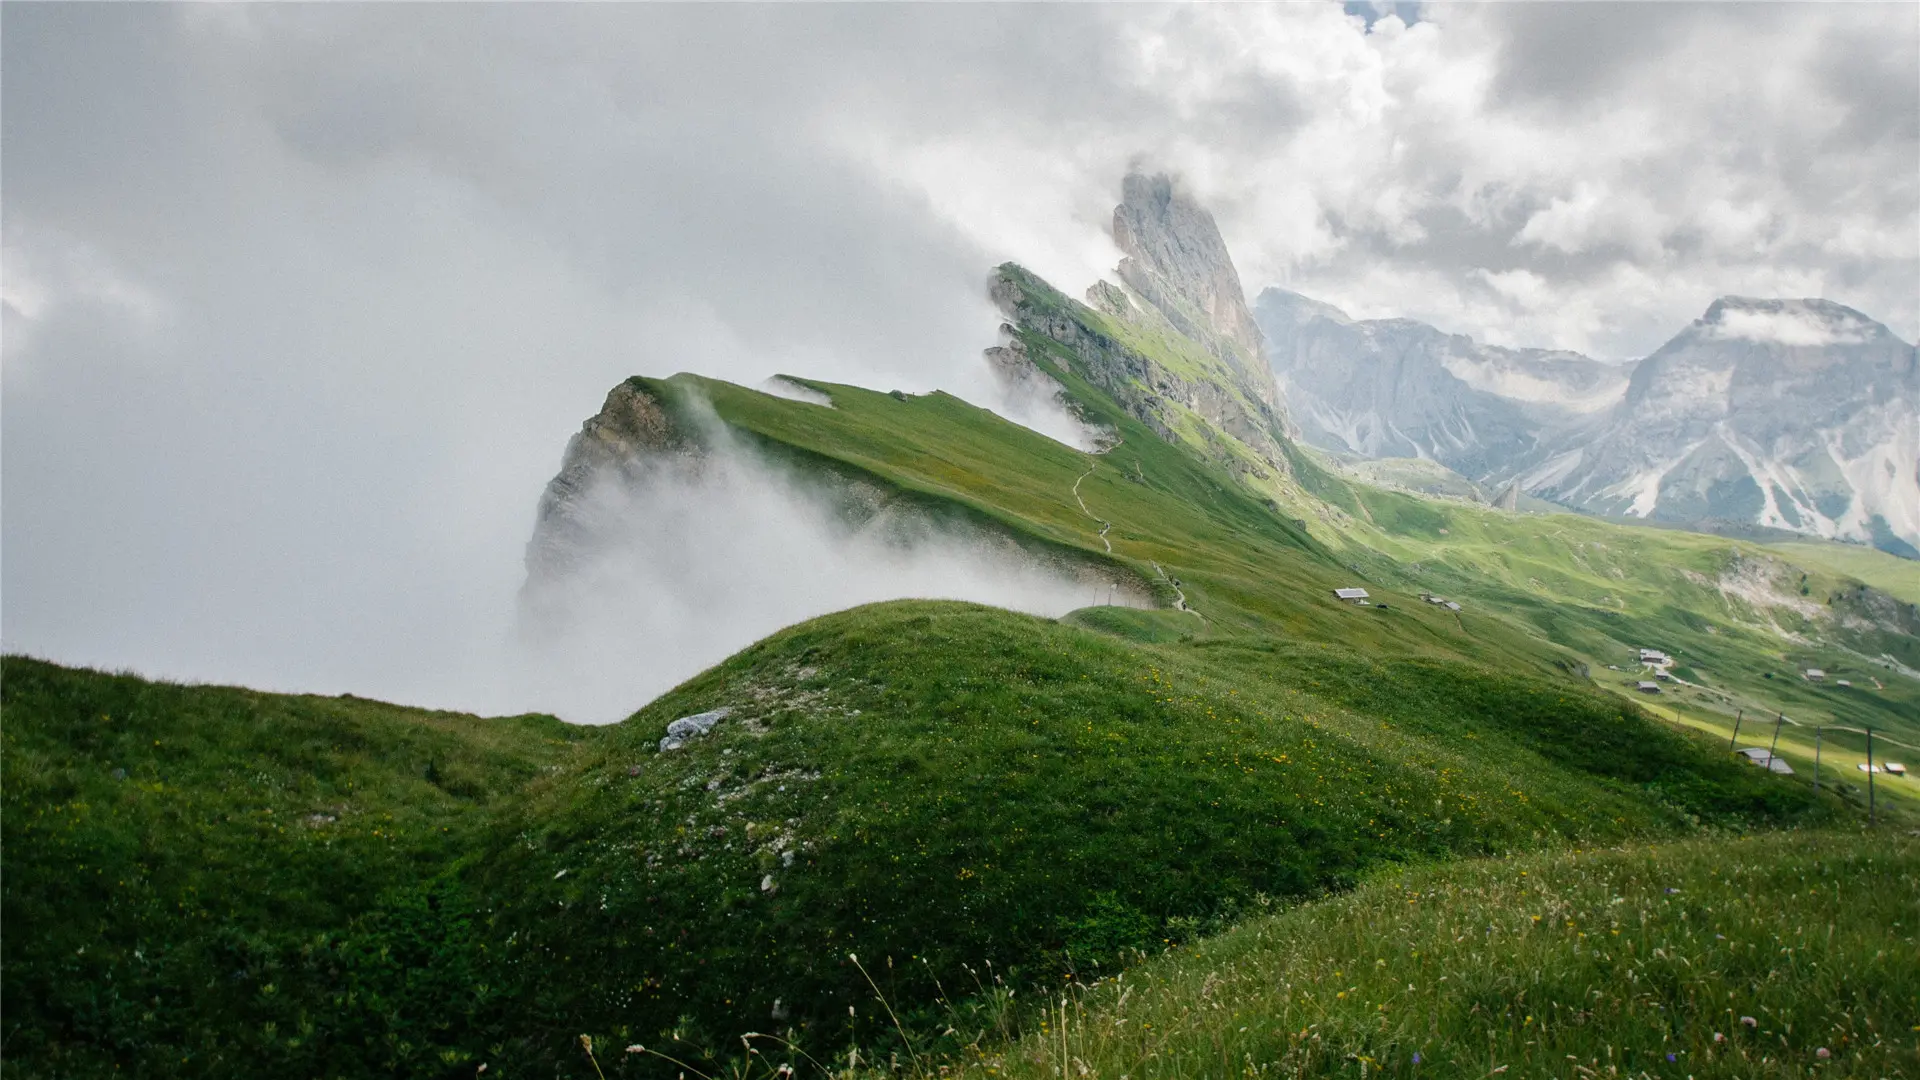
[6,257,1916,1079]
[1763,540,1920,605]
[0,656,594,1078]
[470,601,1837,1066]
[935,830,1919,1080]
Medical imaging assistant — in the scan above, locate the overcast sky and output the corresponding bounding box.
[4,3,1915,718]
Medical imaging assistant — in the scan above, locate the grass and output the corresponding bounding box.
[1763,541,1920,606]
[900,830,1918,1080]
[0,656,594,1078]
[5,258,1916,1079]
[466,600,1841,1071]
[2,597,1858,1077]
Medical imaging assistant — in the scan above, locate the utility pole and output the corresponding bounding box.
[1767,714,1784,769]
[1866,726,1876,827]
[1812,727,1822,793]
[1728,708,1744,750]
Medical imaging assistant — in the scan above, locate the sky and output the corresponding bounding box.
[4,3,1916,720]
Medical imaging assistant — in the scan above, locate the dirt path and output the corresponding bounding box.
[1071,463,1114,554]
[1070,454,1200,622]
[1149,560,1205,623]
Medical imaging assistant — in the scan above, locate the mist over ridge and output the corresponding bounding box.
[3,3,1913,717]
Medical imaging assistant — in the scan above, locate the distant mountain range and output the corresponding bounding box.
[1259,289,1919,556]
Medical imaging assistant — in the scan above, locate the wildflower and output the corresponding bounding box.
[1665,1054,1676,1063]
[626,1045,644,1054]
[1713,1032,1726,1044]
[1740,1016,1757,1029]
[1816,1048,1831,1060]
[1412,1052,1422,1064]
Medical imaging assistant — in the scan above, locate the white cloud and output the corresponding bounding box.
[519,436,1143,722]
[1708,307,1870,347]
[2,3,1913,717]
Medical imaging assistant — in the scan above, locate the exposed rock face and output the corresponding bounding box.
[1520,298,1918,555]
[991,265,1293,483]
[1256,288,1625,479]
[524,379,706,586]
[1112,173,1278,409]
[1259,285,1920,556]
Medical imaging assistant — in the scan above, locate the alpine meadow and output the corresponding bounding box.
[4,5,1918,1080]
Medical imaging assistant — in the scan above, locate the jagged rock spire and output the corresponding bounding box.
[1111,172,1277,406]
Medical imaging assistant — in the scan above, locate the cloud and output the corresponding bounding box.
[517,432,1143,723]
[1707,306,1870,347]
[2,3,1913,716]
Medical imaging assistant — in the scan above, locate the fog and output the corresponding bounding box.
[3,4,1911,721]
[516,425,1146,723]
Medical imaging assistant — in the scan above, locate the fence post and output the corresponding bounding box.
[1812,727,1822,793]
[1866,726,1876,827]
[1767,714,1784,769]
[1728,709,1744,750]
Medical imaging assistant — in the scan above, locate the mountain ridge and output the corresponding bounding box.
[1256,286,1920,555]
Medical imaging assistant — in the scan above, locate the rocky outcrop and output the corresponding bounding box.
[524,379,708,586]
[660,707,731,752]
[1520,298,1918,554]
[991,265,1292,483]
[1255,288,1625,479]
[1112,173,1276,408]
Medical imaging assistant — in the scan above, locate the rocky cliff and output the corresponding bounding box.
[1255,289,1625,479]
[523,378,706,587]
[1520,297,1919,554]
[1109,173,1280,411]
[991,264,1298,487]
[1258,285,1919,556]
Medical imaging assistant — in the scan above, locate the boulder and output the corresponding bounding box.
[659,707,732,751]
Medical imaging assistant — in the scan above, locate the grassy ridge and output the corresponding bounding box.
[0,656,593,1077]
[1763,540,1920,605]
[466,601,1836,1069]
[5,254,1914,1080]
[926,830,1919,1080]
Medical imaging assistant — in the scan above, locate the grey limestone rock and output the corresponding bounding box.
[1112,172,1276,408]
[660,707,732,752]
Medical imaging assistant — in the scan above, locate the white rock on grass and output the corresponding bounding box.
[659,707,732,752]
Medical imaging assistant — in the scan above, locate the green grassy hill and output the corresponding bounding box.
[464,601,1831,1066]
[928,830,1919,1080]
[6,260,1916,1079]
[0,597,1852,1076]
[0,657,593,1077]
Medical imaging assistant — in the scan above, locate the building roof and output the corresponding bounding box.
[1636,681,1661,692]
[1735,748,1794,774]
[1444,601,1462,611]
[1805,668,1826,678]
[1333,587,1370,600]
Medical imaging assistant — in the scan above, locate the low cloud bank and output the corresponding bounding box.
[514,439,1145,723]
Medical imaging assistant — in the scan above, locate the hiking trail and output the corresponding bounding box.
[1071,463,1115,554]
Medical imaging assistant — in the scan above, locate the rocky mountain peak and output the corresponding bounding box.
[1690,296,1900,351]
[1111,172,1276,405]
